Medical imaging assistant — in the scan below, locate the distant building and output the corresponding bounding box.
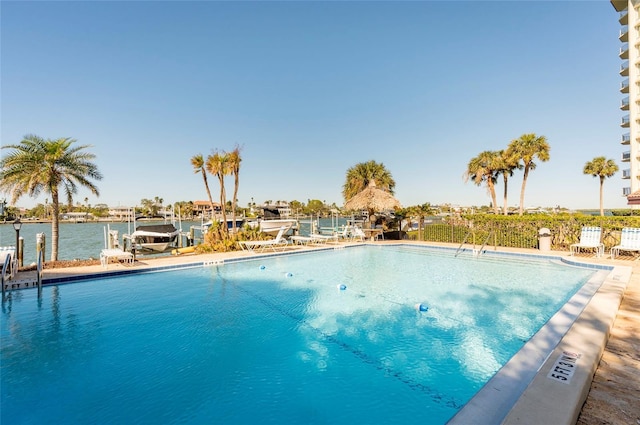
[108,206,134,220]
[193,200,221,218]
[612,1,640,205]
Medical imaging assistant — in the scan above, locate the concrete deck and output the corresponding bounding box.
[4,241,639,424]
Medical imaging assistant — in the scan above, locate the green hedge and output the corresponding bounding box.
[413,214,640,251]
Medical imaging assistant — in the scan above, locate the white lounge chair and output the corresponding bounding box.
[309,233,339,244]
[239,226,289,253]
[611,227,640,259]
[289,235,316,245]
[570,226,604,257]
[100,248,134,268]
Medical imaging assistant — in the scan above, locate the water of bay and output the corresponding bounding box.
[0,218,337,264]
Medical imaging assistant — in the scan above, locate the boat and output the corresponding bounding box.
[257,206,298,236]
[127,223,181,252]
[201,217,247,233]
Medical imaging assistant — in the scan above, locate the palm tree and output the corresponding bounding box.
[495,149,521,215]
[191,154,216,217]
[0,135,102,261]
[506,133,550,216]
[583,156,619,216]
[227,146,242,232]
[342,160,396,202]
[464,150,501,214]
[206,150,231,236]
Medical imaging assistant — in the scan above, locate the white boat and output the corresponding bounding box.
[128,223,181,252]
[258,206,298,236]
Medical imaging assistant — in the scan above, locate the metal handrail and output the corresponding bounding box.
[455,231,472,257]
[477,230,495,256]
[1,253,11,296]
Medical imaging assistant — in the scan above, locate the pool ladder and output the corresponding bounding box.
[455,230,494,257]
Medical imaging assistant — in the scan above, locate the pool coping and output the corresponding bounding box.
[6,242,632,424]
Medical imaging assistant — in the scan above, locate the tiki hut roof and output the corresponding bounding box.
[343,180,401,212]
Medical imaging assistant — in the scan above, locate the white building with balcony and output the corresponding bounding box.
[612,0,640,205]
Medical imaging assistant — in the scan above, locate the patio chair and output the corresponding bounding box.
[309,233,339,244]
[351,226,366,242]
[239,226,289,253]
[611,227,640,259]
[570,226,604,257]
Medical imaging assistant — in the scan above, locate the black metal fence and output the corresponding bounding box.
[406,215,640,252]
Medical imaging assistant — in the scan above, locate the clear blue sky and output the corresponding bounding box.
[1,1,625,211]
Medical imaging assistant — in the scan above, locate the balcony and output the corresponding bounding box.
[623,169,631,179]
[622,115,631,127]
[622,97,630,110]
[623,151,631,162]
[620,9,629,25]
[621,61,629,76]
[624,187,631,196]
[621,78,630,93]
[620,25,629,42]
[623,133,631,145]
[620,43,629,59]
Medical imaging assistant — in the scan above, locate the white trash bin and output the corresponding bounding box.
[538,228,551,252]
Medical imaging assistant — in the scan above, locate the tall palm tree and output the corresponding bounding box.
[464,150,501,214]
[342,160,396,202]
[191,154,216,217]
[206,150,231,235]
[495,149,521,215]
[506,133,551,215]
[0,135,102,261]
[227,146,242,232]
[583,156,619,216]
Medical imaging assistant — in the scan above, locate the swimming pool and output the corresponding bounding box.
[1,245,600,424]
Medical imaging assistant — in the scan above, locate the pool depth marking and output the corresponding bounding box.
[547,351,582,384]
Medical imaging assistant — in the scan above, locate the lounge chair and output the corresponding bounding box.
[289,235,316,245]
[239,226,289,253]
[309,233,339,244]
[100,248,134,268]
[570,226,604,257]
[611,227,640,259]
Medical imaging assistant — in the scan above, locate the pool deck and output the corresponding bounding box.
[6,241,640,425]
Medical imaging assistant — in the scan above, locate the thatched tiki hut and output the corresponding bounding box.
[344,180,401,228]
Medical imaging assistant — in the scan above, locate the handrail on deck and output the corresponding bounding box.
[1,253,11,296]
[455,231,472,257]
[477,230,495,256]
[455,230,494,257]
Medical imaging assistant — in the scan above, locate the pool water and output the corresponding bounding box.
[1,246,596,424]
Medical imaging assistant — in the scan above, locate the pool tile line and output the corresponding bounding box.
[5,243,612,291]
[31,246,350,287]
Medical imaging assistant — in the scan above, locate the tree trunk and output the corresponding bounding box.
[599,177,605,216]
[519,166,530,216]
[51,189,60,261]
[503,174,509,215]
[488,180,499,214]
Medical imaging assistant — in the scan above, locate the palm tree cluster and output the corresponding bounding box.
[465,133,550,216]
[0,135,103,261]
[190,145,242,237]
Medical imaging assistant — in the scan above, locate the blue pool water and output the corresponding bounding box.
[1,246,596,424]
